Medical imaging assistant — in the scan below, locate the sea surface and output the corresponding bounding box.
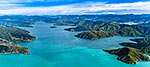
[0,22,150,67]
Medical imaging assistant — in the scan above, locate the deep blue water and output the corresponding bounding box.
[0,22,150,67]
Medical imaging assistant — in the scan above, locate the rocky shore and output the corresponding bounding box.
[104,48,150,64]
[0,44,30,54]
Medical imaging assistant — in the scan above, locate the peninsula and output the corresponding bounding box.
[0,25,36,54]
[64,21,150,64]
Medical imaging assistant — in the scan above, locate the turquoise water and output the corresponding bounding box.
[0,22,150,67]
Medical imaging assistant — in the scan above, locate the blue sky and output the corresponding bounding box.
[16,0,149,6]
[0,0,150,15]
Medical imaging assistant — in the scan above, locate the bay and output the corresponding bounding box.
[0,22,149,67]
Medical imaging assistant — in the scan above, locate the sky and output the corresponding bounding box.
[0,0,150,15]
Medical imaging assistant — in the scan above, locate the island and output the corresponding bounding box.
[0,25,36,54]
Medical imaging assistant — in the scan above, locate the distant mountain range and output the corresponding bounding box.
[0,14,150,27]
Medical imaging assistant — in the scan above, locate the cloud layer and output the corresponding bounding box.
[0,0,43,3]
[0,1,150,15]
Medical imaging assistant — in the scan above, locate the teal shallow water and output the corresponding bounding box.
[0,22,150,67]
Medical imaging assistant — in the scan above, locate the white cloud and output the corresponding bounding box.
[0,1,150,15]
[0,3,23,10]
